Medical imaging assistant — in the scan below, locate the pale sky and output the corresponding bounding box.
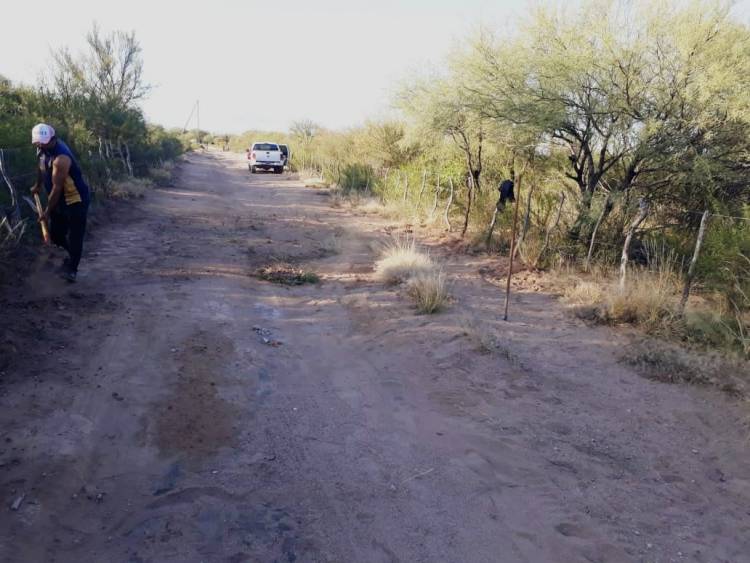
[3,0,750,134]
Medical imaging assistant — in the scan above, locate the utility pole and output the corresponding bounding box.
[197,100,200,144]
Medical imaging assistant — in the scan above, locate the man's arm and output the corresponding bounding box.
[41,155,71,220]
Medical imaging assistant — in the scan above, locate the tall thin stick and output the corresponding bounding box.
[678,209,710,314]
[503,181,522,321]
[444,178,454,231]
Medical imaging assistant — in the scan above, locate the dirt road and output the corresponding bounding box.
[1,151,748,562]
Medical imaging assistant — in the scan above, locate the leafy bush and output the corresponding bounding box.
[339,163,373,193]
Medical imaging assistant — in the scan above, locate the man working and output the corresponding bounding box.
[30,123,90,282]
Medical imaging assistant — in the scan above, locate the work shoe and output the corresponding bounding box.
[57,257,71,273]
[61,267,77,283]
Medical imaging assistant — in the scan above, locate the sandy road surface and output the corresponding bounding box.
[1,151,749,562]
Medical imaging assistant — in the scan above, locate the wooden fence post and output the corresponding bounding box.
[503,180,522,321]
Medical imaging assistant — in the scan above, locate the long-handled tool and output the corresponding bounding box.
[22,194,50,244]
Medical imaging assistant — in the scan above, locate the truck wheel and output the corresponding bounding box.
[275,167,283,174]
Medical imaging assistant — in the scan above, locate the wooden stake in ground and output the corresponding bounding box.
[503,180,522,321]
[678,209,710,314]
[619,198,649,291]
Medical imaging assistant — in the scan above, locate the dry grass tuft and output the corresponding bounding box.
[374,237,449,313]
[563,269,678,329]
[108,177,153,199]
[624,339,747,397]
[374,238,437,285]
[407,270,449,314]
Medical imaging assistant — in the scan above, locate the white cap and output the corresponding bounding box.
[31,123,55,145]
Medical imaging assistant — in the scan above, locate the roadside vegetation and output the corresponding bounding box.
[231,1,750,363]
[0,25,185,259]
[375,238,449,313]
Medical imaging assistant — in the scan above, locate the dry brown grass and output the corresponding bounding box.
[108,177,153,199]
[624,339,748,397]
[407,270,448,313]
[562,268,678,329]
[374,237,449,313]
[374,238,437,285]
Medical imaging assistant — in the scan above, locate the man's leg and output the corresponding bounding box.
[49,209,70,252]
[66,203,87,273]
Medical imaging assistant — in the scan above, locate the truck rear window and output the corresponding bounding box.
[253,143,279,151]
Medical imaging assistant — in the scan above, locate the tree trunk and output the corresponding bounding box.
[461,173,475,238]
[418,169,427,203]
[486,204,501,248]
[124,142,134,177]
[431,174,440,217]
[514,183,535,260]
[402,171,410,203]
[444,178,455,231]
[117,139,128,174]
[678,210,710,314]
[585,193,612,271]
[535,192,565,268]
[619,199,649,291]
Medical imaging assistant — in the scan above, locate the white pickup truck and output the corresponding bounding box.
[247,142,284,174]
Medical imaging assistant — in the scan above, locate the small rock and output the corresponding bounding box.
[10,494,25,511]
